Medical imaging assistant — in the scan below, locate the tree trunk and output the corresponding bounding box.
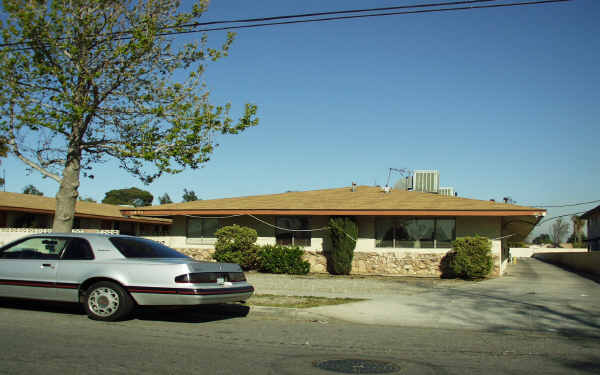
[52,149,81,232]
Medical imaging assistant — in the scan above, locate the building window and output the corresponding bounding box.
[375,218,455,248]
[187,217,219,239]
[275,217,311,247]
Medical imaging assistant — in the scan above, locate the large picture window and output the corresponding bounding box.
[275,217,311,247]
[187,217,219,239]
[375,218,455,248]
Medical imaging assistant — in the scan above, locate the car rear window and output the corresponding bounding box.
[109,237,189,258]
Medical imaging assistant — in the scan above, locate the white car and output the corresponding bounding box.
[0,233,254,321]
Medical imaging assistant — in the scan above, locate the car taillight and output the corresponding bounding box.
[175,273,218,283]
[227,272,246,282]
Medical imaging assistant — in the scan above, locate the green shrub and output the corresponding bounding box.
[324,217,357,275]
[212,225,260,270]
[444,236,493,279]
[258,244,310,275]
[508,241,527,248]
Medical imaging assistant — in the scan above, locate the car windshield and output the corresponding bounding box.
[109,237,189,259]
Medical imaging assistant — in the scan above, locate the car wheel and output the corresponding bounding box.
[84,281,134,321]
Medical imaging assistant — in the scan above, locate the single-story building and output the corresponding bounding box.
[122,185,546,277]
[0,191,171,245]
[581,205,600,251]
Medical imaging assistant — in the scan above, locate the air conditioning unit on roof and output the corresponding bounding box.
[413,170,440,193]
[439,187,455,197]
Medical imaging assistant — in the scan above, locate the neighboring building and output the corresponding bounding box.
[439,187,455,197]
[413,170,440,193]
[0,191,171,245]
[123,185,545,277]
[582,205,600,251]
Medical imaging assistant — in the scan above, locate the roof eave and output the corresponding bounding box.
[0,206,172,224]
[122,209,546,217]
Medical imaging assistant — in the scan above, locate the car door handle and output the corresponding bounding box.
[41,263,55,269]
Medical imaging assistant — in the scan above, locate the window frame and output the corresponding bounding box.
[60,237,95,260]
[186,217,220,244]
[275,216,311,247]
[0,236,89,260]
[375,217,456,249]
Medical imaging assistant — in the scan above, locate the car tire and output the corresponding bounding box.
[84,281,134,321]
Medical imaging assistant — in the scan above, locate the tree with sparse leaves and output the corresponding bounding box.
[158,193,172,204]
[182,188,199,202]
[0,0,258,232]
[571,215,585,245]
[22,184,43,196]
[549,218,569,247]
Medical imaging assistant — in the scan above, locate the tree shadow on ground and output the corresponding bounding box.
[402,287,600,339]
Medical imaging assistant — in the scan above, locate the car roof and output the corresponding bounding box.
[26,233,137,240]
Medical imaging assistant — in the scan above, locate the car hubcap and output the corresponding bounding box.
[88,287,120,317]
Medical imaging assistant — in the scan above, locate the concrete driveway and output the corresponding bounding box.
[248,258,600,333]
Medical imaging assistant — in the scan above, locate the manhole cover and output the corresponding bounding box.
[313,359,400,374]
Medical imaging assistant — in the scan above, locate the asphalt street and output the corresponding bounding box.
[0,299,599,375]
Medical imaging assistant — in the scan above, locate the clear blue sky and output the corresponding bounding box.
[3,0,598,238]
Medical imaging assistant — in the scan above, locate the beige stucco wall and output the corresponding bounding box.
[160,215,504,251]
[534,251,600,277]
[510,247,588,258]
[155,214,506,277]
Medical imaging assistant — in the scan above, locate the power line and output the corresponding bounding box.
[175,0,501,29]
[538,211,588,226]
[0,0,499,49]
[0,0,572,52]
[525,199,600,208]
[0,0,517,48]
[155,0,572,38]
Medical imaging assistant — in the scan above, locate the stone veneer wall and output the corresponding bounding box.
[305,250,448,277]
[176,248,215,262]
[176,248,501,277]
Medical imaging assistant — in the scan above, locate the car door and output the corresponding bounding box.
[55,237,95,302]
[0,236,67,300]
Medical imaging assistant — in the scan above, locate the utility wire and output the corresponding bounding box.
[185,213,358,241]
[155,0,572,38]
[0,1,517,48]
[0,0,498,49]
[175,0,500,29]
[524,199,600,208]
[0,0,572,52]
[538,211,588,226]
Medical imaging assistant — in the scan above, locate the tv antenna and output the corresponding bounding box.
[385,168,411,189]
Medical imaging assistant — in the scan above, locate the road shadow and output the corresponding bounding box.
[134,303,250,323]
[0,297,85,316]
[553,355,600,374]
[0,297,250,323]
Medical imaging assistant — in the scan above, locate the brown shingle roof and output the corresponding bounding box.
[124,186,545,217]
[0,192,171,224]
[581,205,600,219]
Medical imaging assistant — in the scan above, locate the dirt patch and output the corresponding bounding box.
[244,294,366,308]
